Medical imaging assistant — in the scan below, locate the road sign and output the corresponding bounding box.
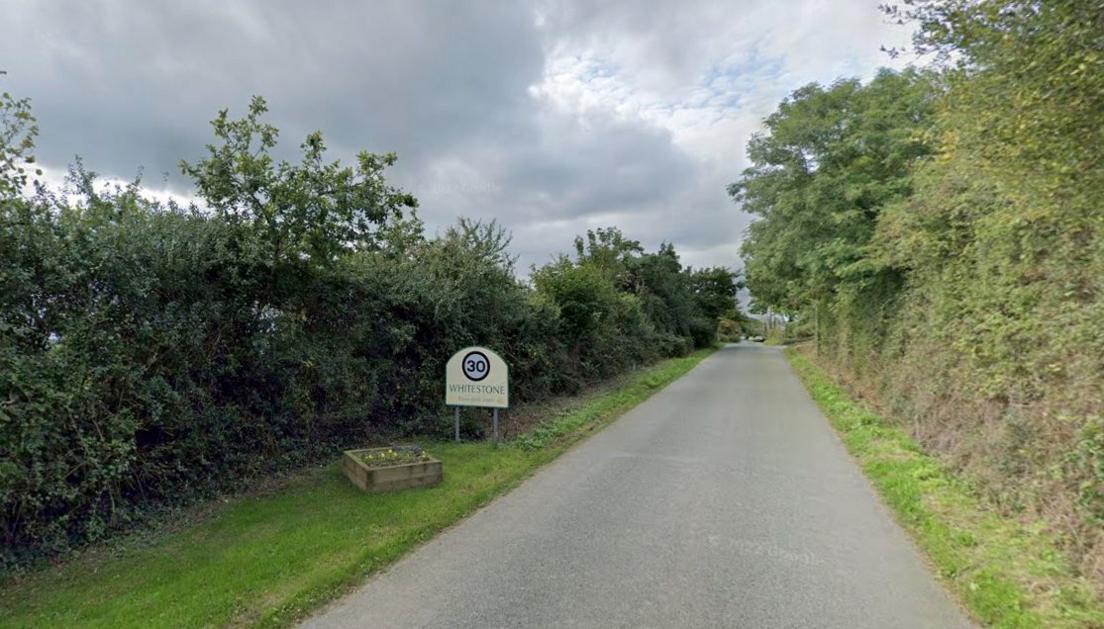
[461,350,490,381]
[446,346,509,409]
[446,346,509,443]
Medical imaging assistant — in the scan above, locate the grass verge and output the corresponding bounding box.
[0,348,714,628]
[786,348,1104,628]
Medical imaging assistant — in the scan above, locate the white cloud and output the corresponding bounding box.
[2,0,916,278]
[518,0,915,272]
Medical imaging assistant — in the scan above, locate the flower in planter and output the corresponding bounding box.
[353,445,432,469]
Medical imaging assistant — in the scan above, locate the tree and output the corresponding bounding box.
[180,96,418,271]
[731,69,937,314]
[0,82,41,198]
[898,1,1102,184]
[689,266,740,322]
[532,256,619,351]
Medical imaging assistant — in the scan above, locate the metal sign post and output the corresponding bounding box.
[445,346,509,444]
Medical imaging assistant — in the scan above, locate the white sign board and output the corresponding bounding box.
[445,346,509,408]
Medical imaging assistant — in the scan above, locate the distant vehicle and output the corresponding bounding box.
[752,336,765,342]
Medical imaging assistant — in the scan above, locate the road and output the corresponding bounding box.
[304,344,971,628]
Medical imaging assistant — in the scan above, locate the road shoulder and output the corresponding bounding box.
[787,346,1104,627]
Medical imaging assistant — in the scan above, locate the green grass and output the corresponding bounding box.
[786,348,1104,628]
[0,348,714,628]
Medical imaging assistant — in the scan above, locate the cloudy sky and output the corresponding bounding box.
[1,0,912,272]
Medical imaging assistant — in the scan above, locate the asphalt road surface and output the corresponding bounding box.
[304,344,971,628]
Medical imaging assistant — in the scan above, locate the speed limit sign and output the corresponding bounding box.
[461,351,491,382]
[445,346,508,409]
[446,346,509,443]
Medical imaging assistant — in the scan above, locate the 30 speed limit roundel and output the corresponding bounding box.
[461,351,490,381]
[446,346,509,408]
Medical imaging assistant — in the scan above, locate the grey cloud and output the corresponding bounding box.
[485,109,697,221]
[2,0,902,278]
[3,1,543,183]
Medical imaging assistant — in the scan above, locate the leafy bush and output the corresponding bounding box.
[735,1,1104,580]
[0,95,737,565]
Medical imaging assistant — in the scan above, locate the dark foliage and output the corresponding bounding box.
[737,1,1104,579]
[0,98,737,564]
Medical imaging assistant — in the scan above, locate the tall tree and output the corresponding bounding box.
[180,96,418,271]
[730,69,937,314]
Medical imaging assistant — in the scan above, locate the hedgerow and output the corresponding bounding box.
[735,0,1104,584]
[0,95,738,565]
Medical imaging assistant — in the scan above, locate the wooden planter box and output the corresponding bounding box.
[342,447,443,492]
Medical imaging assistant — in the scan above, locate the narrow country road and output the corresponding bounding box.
[304,344,971,628]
